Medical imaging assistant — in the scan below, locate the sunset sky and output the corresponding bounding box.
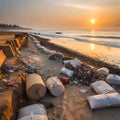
[0,0,120,29]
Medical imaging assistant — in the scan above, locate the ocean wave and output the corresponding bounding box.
[74,38,120,48]
[39,33,120,48]
[80,35,120,39]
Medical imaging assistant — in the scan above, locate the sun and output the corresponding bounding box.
[90,18,96,24]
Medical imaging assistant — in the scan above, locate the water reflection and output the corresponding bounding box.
[90,43,95,50]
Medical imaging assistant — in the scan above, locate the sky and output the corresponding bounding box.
[0,0,120,30]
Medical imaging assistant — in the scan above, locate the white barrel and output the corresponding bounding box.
[26,74,46,100]
[18,104,48,120]
[46,76,65,96]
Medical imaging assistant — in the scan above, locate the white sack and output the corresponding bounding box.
[91,81,115,94]
[18,104,48,120]
[97,67,109,76]
[61,67,74,77]
[87,92,120,109]
[106,74,120,85]
[70,58,82,68]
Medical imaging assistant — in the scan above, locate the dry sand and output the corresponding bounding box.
[21,36,120,120]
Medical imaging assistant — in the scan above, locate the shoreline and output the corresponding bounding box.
[34,35,120,75]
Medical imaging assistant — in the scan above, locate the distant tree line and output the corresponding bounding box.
[0,23,23,29]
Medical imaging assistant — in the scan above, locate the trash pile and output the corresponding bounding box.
[61,58,103,85]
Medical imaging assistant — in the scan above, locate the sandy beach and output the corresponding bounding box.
[0,32,120,120]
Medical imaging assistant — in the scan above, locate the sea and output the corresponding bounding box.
[38,29,120,48]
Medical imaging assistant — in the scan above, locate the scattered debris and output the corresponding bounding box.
[79,89,88,93]
[71,64,99,86]
[59,77,69,85]
[2,64,14,73]
[49,52,64,62]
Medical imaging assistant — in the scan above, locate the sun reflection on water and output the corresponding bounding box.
[90,43,95,50]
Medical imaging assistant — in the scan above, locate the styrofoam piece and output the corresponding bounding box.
[40,46,46,51]
[46,76,65,96]
[42,48,50,54]
[87,92,120,109]
[18,104,48,120]
[49,51,63,57]
[26,74,46,100]
[36,43,41,48]
[97,67,109,76]
[106,74,120,85]
[34,41,40,44]
[70,58,82,68]
[61,67,74,77]
[91,81,115,94]
[48,50,57,55]
[38,46,45,50]
[63,60,72,65]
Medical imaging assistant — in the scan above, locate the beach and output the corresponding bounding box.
[0,32,120,120]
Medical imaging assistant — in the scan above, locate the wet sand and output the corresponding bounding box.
[39,36,120,68]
